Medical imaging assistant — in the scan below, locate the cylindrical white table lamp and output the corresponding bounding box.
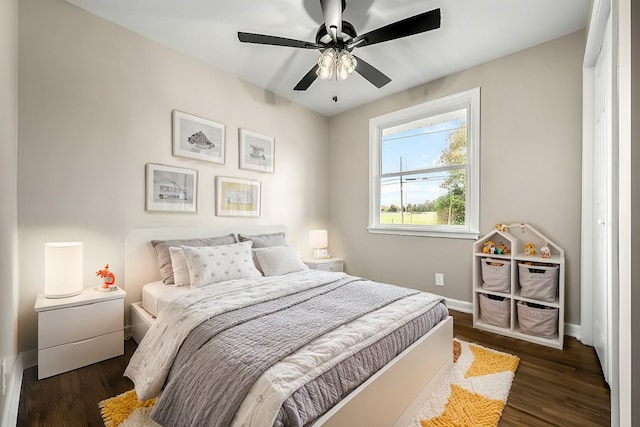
[44,242,83,298]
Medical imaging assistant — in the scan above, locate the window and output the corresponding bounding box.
[368,88,480,239]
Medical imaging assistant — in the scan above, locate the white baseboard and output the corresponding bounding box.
[444,297,581,339]
[444,297,472,314]
[564,323,581,340]
[1,349,36,427]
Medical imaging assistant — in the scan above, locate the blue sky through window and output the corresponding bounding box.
[381,114,466,208]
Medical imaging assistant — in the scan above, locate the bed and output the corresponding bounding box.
[123,226,453,427]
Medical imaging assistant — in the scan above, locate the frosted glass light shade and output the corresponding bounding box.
[309,230,329,259]
[44,242,83,298]
[309,230,328,249]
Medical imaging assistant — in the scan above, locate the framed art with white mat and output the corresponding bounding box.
[238,128,274,173]
[172,110,225,164]
[145,163,197,213]
[215,176,260,217]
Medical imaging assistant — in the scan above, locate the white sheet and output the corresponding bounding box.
[141,281,189,317]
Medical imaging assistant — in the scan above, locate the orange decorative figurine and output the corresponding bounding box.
[96,264,116,289]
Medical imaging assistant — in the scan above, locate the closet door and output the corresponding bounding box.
[592,15,613,384]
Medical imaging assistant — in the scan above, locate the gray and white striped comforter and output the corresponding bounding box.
[125,270,447,427]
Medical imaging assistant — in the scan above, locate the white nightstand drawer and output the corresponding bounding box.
[38,330,124,379]
[317,261,343,272]
[304,258,344,272]
[38,298,123,349]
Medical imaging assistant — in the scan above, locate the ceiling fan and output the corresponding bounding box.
[237,0,441,91]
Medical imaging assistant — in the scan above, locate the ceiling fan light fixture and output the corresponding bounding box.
[336,50,357,80]
[316,48,337,80]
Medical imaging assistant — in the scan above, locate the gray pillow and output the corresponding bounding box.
[237,232,286,248]
[253,245,308,277]
[151,234,236,285]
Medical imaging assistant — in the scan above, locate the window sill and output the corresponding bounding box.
[367,225,479,240]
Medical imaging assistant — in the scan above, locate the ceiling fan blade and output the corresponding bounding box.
[353,55,391,88]
[349,8,441,48]
[294,64,320,91]
[238,32,322,49]
[319,0,345,41]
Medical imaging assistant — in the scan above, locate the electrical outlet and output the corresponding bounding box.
[435,273,445,286]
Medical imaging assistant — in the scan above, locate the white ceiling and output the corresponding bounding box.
[65,0,590,117]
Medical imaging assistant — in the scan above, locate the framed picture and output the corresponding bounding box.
[146,163,197,212]
[239,128,274,173]
[173,110,225,164]
[215,176,261,217]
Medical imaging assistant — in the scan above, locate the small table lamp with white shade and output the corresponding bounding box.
[309,230,329,259]
[44,242,84,298]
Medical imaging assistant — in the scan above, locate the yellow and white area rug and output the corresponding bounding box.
[100,339,518,427]
[409,339,520,427]
[99,389,158,427]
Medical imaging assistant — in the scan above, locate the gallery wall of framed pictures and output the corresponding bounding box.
[144,110,275,217]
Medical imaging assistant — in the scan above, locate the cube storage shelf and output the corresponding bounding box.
[472,223,565,349]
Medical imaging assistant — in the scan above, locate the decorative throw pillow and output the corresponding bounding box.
[151,234,236,285]
[237,232,286,248]
[253,244,308,277]
[181,241,262,288]
[168,247,190,287]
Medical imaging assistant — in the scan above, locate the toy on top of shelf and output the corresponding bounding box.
[497,241,511,255]
[540,243,551,258]
[524,243,536,256]
[483,240,496,254]
[495,223,509,233]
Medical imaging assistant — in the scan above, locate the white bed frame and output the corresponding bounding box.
[124,226,453,427]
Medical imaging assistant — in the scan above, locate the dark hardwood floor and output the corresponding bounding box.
[16,310,610,426]
[453,311,611,427]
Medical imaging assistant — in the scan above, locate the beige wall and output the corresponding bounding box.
[17,0,330,352]
[0,0,19,420]
[328,32,585,325]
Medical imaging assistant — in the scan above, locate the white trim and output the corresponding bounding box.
[367,226,478,240]
[616,0,633,425]
[2,349,36,427]
[444,297,472,314]
[580,65,595,346]
[368,88,480,238]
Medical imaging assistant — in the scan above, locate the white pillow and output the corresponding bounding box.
[168,247,190,287]
[253,244,308,277]
[181,241,262,288]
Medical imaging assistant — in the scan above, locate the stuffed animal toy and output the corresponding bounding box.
[540,244,551,258]
[525,243,536,256]
[495,223,509,233]
[498,242,510,255]
[483,240,495,254]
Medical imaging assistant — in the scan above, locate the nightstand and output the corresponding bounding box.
[304,257,344,272]
[34,287,126,379]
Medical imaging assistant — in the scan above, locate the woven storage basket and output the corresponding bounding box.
[518,263,559,302]
[517,301,558,338]
[479,293,510,328]
[481,258,511,292]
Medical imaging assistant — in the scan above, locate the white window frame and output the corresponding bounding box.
[368,87,480,239]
